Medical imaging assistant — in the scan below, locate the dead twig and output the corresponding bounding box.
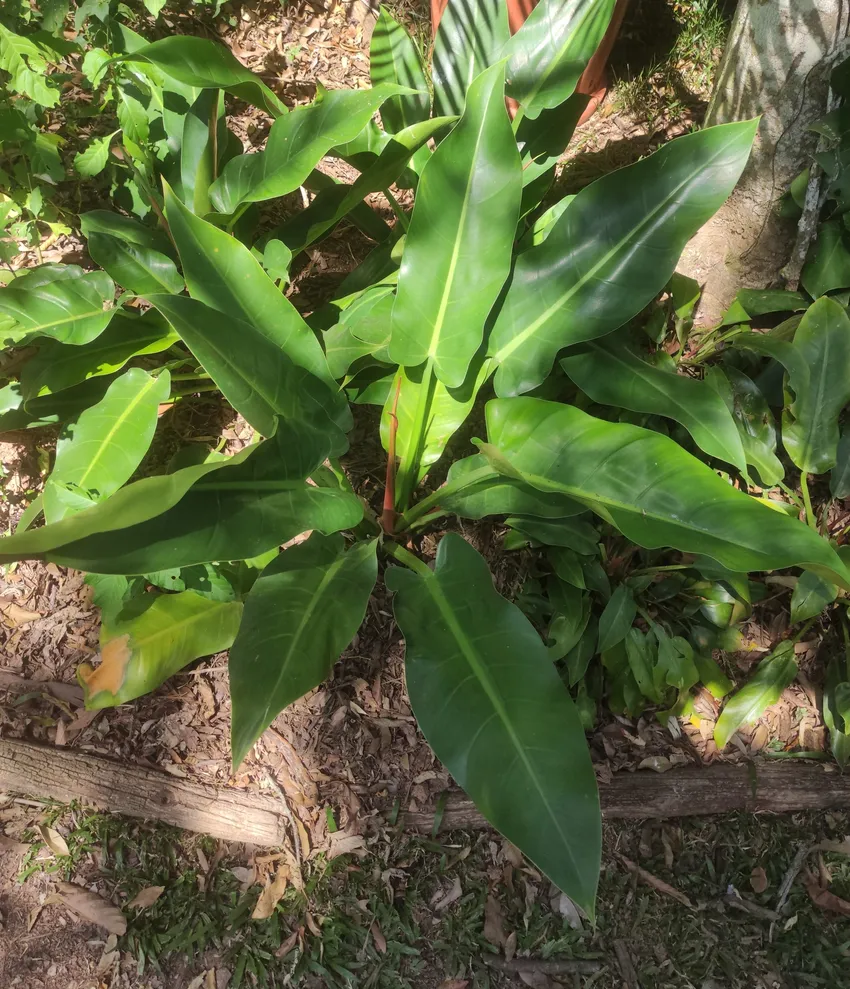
[722,892,780,922]
[613,940,641,988]
[616,853,694,908]
[482,957,602,976]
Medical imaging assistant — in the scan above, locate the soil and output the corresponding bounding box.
[1,2,835,987]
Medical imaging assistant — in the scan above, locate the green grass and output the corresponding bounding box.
[612,0,729,124]
[18,802,850,988]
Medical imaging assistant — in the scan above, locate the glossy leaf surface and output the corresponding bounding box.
[789,571,837,624]
[0,266,115,346]
[80,212,182,298]
[432,0,510,117]
[0,423,363,573]
[230,534,378,766]
[164,185,343,400]
[597,583,637,654]
[488,121,757,396]
[503,0,616,118]
[560,339,746,471]
[801,220,850,298]
[180,89,226,216]
[369,7,429,133]
[388,533,600,915]
[438,453,585,520]
[210,84,407,212]
[20,309,177,399]
[80,591,242,708]
[704,365,783,486]
[714,641,797,750]
[831,427,850,499]
[390,63,521,388]
[481,397,850,587]
[150,294,345,442]
[43,368,169,524]
[120,37,286,117]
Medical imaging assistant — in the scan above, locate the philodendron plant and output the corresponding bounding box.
[3,0,850,918]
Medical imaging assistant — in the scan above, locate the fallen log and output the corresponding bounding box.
[1,737,849,845]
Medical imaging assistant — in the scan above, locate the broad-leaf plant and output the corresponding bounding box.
[4,0,850,918]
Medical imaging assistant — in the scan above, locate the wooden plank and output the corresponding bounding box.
[0,737,286,846]
[403,762,850,831]
[3,738,850,845]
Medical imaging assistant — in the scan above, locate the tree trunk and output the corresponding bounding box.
[679,0,850,325]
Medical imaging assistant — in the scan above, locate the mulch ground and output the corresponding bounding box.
[3,2,840,987]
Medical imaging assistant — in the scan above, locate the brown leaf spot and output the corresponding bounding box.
[78,635,132,699]
[749,866,768,894]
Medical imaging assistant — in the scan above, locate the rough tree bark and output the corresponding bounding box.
[679,0,850,325]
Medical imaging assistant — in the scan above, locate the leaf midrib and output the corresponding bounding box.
[422,570,580,881]
[492,132,743,365]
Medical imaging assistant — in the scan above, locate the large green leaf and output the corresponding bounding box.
[783,298,850,474]
[432,452,585,521]
[163,185,343,404]
[80,591,242,709]
[0,265,115,346]
[81,211,183,297]
[276,117,453,254]
[118,37,287,117]
[801,220,850,298]
[597,583,636,653]
[390,63,521,388]
[789,570,837,623]
[560,338,746,472]
[432,0,510,117]
[487,120,757,396]
[43,368,169,523]
[704,365,784,487]
[737,298,850,473]
[480,397,850,587]
[369,7,430,133]
[824,654,850,769]
[388,534,600,915]
[149,293,346,444]
[230,534,378,766]
[20,309,177,399]
[209,84,408,213]
[714,641,797,750]
[179,88,226,216]
[0,422,363,573]
[503,0,616,118]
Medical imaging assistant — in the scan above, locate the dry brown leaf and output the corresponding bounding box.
[432,876,462,913]
[483,894,506,947]
[26,904,43,932]
[804,876,850,916]
[436,981,469,989]
[327,830,366,859]
[815,838,850,856]
[371,921,387,954]
[251,868,289,920]
[55,881,127,935]
[0,599,41,627]
[78,635,132,697]
[504,930,517,962]
[275,928,300,959]
[305,911,322,936]
[126,885,165,910]
[39,825,70,857]
[749,866,768,894]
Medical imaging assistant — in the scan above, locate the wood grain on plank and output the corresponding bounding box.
[3,738,850,845]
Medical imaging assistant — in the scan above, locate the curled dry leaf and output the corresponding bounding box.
[432,875,462,913]
[804,874,850,916]
[55,881,127,935]
[749,866,768,894]
[483,894,507,947]
[275,928,301,959]
[126,885,165,910]
[371,921,387,954]
[251,867,289,920]
[39,825,70,858]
